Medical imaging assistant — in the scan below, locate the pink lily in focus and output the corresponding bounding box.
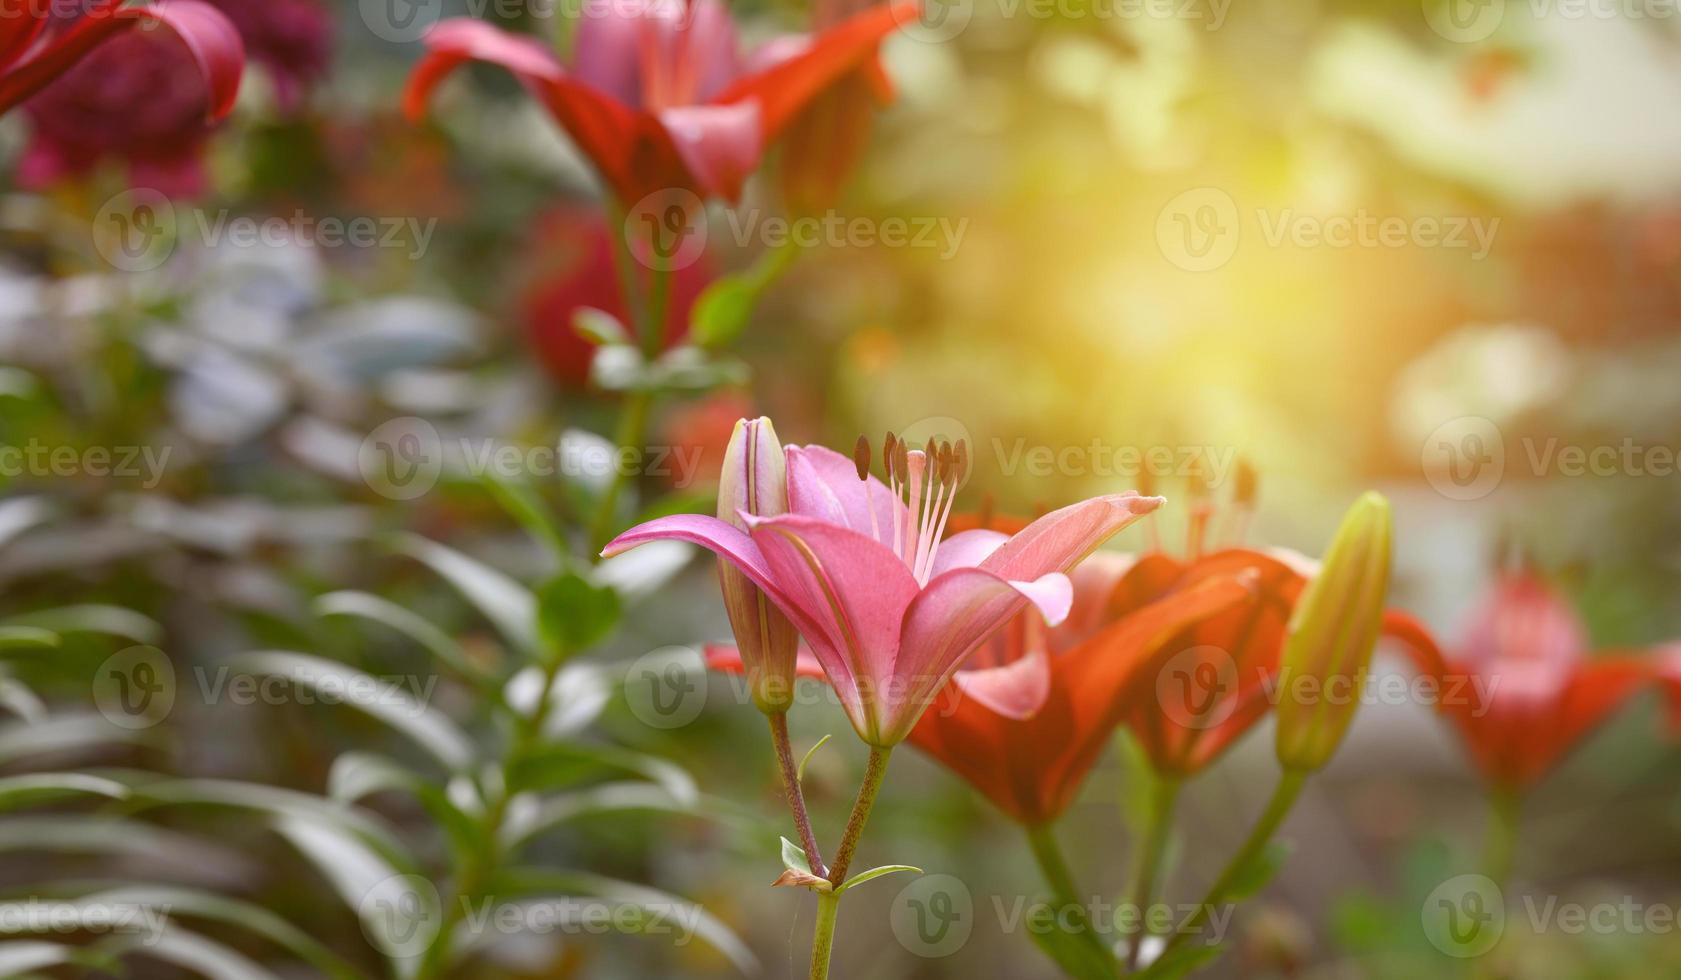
[404,0,915,206]
[604,433,1164,746]
[0,0,243,120]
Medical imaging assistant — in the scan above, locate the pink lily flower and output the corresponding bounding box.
[404,0,915,205]
[603,433,1163,746]
[0,0,243,120]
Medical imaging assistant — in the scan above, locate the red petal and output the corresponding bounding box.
[0,0,244,120]
[404,18,697,204]
[711,1,914,141]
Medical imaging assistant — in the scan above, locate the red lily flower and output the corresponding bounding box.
[905,550,1254,824]
[1393,570,1661,792]
[0,0,243,121]
[403,0,916,206]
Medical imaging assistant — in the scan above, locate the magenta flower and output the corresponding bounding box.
[603,434,1163,746]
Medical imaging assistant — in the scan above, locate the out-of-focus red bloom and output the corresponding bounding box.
[906,548,1253,824]
[660,390,753,489]
[16,0,327,196]
[403,0,915,205]
[0,0,242,120]
[518,208,712,386]
[1395,571,1661,792]
[772,0,894,214]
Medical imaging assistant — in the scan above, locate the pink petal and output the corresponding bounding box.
[785,444,907,550]
[951,647,1051,721]
[980,493,1164,582]
[883,567,1073,744]
[930,528,1006,577]
[658,101,762,201]
[571,5,644,105]
[744,512,921,740]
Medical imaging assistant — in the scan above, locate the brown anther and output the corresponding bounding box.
[884,432,898,478]
[853,436,871,481]
[1234,459,1258,507]
[954,440,969,482]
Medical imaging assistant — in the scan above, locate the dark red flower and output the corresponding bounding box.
[404,0,916,205]
[518,208,712,386]
[1395,570,1662,792]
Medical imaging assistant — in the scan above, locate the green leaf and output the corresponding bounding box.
[313,591,486,685]
[501,781,693,849]
[480,470,569,559]
[1028,921,1118,980]
[491,868,758,976]
[0,942,70,973]
[0,677,45,722]
[326,752,477,862]
[781,836,811,874]
[536,572,621,659]
[691,274,759,349]
[509,741,698,806]
[0,773,129,812]
[1222,840,1292,902]
[573,306,630,346]
[0,626,58,650]
[392,533,538,657]
[2,605,160,645]
[121,923,291,979]
[229,650,474,771]
[74,887,368,980]
[835,865,920,895]
[797,734,832,784]
[0,714,150,765]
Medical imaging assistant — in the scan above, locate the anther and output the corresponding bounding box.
[853,435,871,481]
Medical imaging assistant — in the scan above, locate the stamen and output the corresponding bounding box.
[1186,457,1213,559]
[1222,458,1258,547]
[855,435,882,544]
[920,440,963,582]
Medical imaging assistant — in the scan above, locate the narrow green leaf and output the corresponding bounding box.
[313,591,484,684]
[0,773,129,812]
[536,572,621,659]
[392,533,538,657]
[797,734,832,784]
[835,865,920,895]
[0,627,58,650]
[3,606,160,645]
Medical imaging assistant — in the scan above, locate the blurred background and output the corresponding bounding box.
[0,0,1679,976]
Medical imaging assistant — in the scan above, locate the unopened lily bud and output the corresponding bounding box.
[1274,492,1393,771]
[717,417,801,713]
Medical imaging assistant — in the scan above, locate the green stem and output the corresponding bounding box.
[1125,773,1181,969]
[1482,789,1521,886]
[826,746,892,886]
[1163,768,1307,956]
[1026,823,1084,912]
[810,890,842,980]
[770,711,826,878]
[416,658,568,979]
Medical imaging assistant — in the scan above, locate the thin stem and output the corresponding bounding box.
[1482,788,1522,886]
[809,890,842,980]
[826,746,892,886]
[1125,773,1181,969]
[1163,768,1308,956]
[770,711,827,878]
[1026,823,1084,911]
[416,658,568,979]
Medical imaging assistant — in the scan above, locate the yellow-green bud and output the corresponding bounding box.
[1274,492,1393,771]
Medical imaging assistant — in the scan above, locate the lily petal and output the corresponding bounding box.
[659,101,762,201]
[980,493,1164,582]
[0,0,244,118]
[930,529,1007,577]
[785,444,908,549]
[951,647,1051,721]
[744,513,921,733]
